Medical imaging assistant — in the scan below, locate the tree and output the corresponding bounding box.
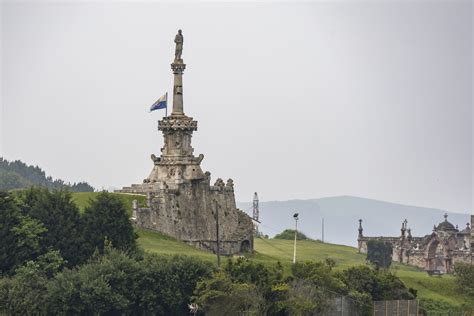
[289,260,347,314]
[0,157,94,191]
[339,265,415,302]
[1,251,64,314]
[225,257,283,293]
[70,181,94,192]
[273,229,309,240]
[453,262,474,299]
[366,239,393,269]
[136,254,213,314]
[0,191,47,274]
[18,188,86,266]
[46,246,136,314]
[193,271,264,316]
[82,191,138,257]
[46,250,212,315]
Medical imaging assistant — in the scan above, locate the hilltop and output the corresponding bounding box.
[0,157,94,192]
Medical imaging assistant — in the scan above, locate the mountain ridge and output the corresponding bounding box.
[237,195,472,247]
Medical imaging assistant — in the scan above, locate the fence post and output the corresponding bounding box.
[341,296,344,316]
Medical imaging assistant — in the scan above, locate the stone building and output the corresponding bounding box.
[117,31,254,255]
[358,214,474,273]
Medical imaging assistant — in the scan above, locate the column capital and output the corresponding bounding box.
[171,61,186,74]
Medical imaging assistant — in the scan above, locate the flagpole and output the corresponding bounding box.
[165,92,168,117]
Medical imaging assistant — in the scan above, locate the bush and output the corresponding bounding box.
[453,262,474,299]
[367,239,392,269]
[274,229,309,240]
[1,247,213,315]
[193,271,264,316]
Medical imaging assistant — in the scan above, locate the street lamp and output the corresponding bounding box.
[293,213,299,264]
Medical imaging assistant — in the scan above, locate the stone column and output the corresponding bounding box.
[171,61,186,115]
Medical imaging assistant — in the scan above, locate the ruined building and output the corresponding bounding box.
[358,214,474,273]
[117,31,254,255]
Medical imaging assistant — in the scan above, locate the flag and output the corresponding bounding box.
[150,92,167,112]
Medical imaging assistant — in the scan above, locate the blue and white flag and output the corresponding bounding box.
[150,92,168,112]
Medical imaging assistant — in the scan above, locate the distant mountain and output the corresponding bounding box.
[0,157,94,192]
[237,196,471,247]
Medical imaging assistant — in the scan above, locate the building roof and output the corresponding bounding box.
[459,223,471,235]
[435,214,458,232]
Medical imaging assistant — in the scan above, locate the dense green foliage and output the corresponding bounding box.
[366,239,393,269]
[274,229,309,240]
[193,258,415,315]
[0,190,137,275]
[0,247,212,315]
[82,192,138,255]
[453,262,474,299]
[0,191,47,273]
[0,157,94,192]
[17,188,86,266]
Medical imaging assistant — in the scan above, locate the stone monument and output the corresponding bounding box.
[117,30,254,255]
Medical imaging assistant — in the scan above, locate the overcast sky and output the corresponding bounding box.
[1,1,472,213]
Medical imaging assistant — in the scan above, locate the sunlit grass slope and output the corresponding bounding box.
[72,192,146,214]
[254,239,469,307]
[137,230,216,261]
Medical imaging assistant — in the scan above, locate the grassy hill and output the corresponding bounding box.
[0,157,94,192]
[138,229,470,309]
[72,192,471,310]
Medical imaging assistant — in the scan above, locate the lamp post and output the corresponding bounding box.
[293,213,299,264]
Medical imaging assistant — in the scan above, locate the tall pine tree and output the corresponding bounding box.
[18,188,86,266]
[82,192,137,256]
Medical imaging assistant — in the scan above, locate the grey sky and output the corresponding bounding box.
[1,1,472,214]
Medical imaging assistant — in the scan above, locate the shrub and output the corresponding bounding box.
[274,229,309,240]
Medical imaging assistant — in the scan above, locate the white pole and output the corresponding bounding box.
[293,217,298,264]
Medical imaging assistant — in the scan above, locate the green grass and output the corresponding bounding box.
[69,193,471,309]
[137,230,217,261]
[72,192,146,214]
[135,229,471,308]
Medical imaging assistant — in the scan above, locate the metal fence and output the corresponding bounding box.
[324,296,361,316]
[373,300,418,316]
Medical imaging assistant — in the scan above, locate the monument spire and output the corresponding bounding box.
[171,29,185,116]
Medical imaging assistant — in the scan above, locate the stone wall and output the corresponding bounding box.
[134,178,254,255]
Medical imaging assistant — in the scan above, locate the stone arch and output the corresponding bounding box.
[240,240,251,253]
[425,236,451,273]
